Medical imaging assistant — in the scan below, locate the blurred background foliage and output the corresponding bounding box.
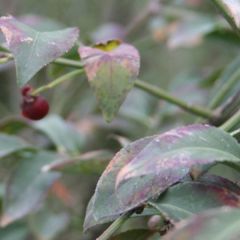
[0,0,240,239]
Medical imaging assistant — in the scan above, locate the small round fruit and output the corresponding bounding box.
[21,95,49,120]
[21,85,33,96]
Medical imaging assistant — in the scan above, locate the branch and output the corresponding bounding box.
[125,0,160,37]
[31,69,85,95]
[135,79,216,120]
[220,110,240,131]
[97,211,133,240]
[231,128,240,137]
[211,0,240,36]
[211,90,240,125]
[209,68,240,109]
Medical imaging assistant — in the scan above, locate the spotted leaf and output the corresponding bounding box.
[84,124,240,230]
[116,124,240,211]
[79,40,140,122]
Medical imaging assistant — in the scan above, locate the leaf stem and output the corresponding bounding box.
[230,128,240,137]
[97,211,133,240]
[135,79,215,119]
[211,0,240,36]
[0,52,13,64]
[220,110,240,131]
[209,68,240,109]
[31,69,85,96]
[53,57,84,68]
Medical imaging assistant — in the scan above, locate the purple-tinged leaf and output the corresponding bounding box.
[84,124,240,230]
[149,175,240,221]
[79,40,140,122]
[116,125,240,211]
[162,207,240,240]
[84,136,155,230]
[1,151,60,227]
[0,15,79,86]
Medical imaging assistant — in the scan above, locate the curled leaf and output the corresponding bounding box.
[163,207,240,240]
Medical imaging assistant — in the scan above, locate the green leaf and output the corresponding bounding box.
[0,16,79,86]
[85,124,240,230]
[116,125,240,211]
[42,150,113,174]
[162,207,240,240]
[84,136,156,230]
[0,133,31,158]
[30,210,69,240]
[149,175,240,221]
[79,40,140,122]
[0,223,28,240]
[34,115,84,155]
[0,151,60,226]
[0,117,30,134]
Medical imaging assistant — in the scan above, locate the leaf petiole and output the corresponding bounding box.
[31,69,85,96]
[97,210,133,240]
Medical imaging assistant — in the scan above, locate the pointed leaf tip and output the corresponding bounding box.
[0,15,79,86]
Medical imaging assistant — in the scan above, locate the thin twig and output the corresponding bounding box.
[97,211,133,240]
[135,79,216,120]
[31,69,85,96]
[209,68,240,109]
[211,90,240,125]
[211,0,240,37]
[220,110,240,131]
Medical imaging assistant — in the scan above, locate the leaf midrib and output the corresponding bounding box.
[149,202,193,216]
[129,146,240,172]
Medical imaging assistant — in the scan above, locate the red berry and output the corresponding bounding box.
[21,85,33,96]
[21,95,49,120]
